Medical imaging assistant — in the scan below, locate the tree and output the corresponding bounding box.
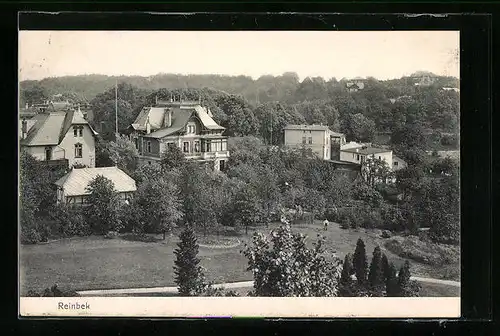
[361,157,394,187]
[352,238,368,286]
[242,225,342,297]
[338,253,355,296]
[368,246,385,293]
[107,135,140,175]
[344,113,376,142]
[85,175,122,234]
[161,145,186,171]
[232,186,261,235]
[131,161,163,186]
[20,83,49,106]
[173,225,206,296]
[397,260,420,297]
[385,263,399,297]
[134,177,183,239]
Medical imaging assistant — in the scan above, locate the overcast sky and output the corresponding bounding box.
[19,30,459,82]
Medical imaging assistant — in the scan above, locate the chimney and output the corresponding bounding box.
[21,118,27,139]
[164,109,172,128]
[146,117,151,134]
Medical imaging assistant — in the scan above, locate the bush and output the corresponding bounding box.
[25,284,79,297]
[50,204,91,238]
[384,236,460,266]
[104,231,119,239]
[440,134,458,147]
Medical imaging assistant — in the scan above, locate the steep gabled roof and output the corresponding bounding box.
[20,109,98,146]
[145,109,194,139]
[132,103,225,139]
[55,167,137,196]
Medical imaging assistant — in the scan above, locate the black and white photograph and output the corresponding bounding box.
[19,28,460,317]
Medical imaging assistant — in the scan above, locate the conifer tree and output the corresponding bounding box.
[352,238,368,286]
[368,246,385,293]
[381,253,390,281]
[173,225,205,296]
[339,253,354,296]
[397,260,420,297]
[385,262,399,297]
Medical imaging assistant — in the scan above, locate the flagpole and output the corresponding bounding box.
[115,79,118,140]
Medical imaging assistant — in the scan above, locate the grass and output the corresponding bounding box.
[20,220,460,296]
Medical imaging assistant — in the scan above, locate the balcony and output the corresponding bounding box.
[37,158,69,170]
[185,151,230,161]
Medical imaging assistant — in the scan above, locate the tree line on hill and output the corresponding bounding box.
[20,73,459,148]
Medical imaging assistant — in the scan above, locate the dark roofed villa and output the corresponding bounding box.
[128,99,229,171]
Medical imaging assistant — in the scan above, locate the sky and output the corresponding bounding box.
[19,30,460,82]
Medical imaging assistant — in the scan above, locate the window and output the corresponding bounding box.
[134,138,139,149]
[356,154,360,161]
[183,141,190,153]
[74,143,83,158]
[187,125,195,134]
[205,140,212,152]
[194,141,200,152]
[146,141,151,153]
[73,126,83,137]
[167,142,176,150]
[219,160,226,171]
[378,156,381,160]
[308,137,312,144]
[302,137,307,144]
[221,140,227,151]
[394,161,399,166]
[45,147,52,161]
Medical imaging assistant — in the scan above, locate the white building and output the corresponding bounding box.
[284,124,338,160]
[340,145,393,167]
[20,107,98,169]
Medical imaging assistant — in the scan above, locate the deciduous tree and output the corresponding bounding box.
[85,175,123,234]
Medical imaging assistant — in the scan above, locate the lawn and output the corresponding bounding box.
[20,220,460,296]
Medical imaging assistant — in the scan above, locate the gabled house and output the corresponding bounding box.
[19,107,98,169]
[55,166,137,206]
[127,99,229,171]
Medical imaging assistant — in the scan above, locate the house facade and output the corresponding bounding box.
[392,155,408,171]
[55,166,137,206]
[340,145,393,167]
[284,124,333,160]
[20,107,98,169]
[127,99,230,171]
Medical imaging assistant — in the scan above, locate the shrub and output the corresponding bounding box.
[440,134,458,147]
[26,284,79,297]
[50,204,91,238]
[384,236,460,267]
[241,225,342,297]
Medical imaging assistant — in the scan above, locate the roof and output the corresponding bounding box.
[132,103,224,139]
[20,109,98,146]
[19,119,37,138]
[284,124,330,131]
[329,130,345,137]
[54,167,137,197]
[341,146,392,155]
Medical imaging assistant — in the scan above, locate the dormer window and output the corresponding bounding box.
[73,125,83,137]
